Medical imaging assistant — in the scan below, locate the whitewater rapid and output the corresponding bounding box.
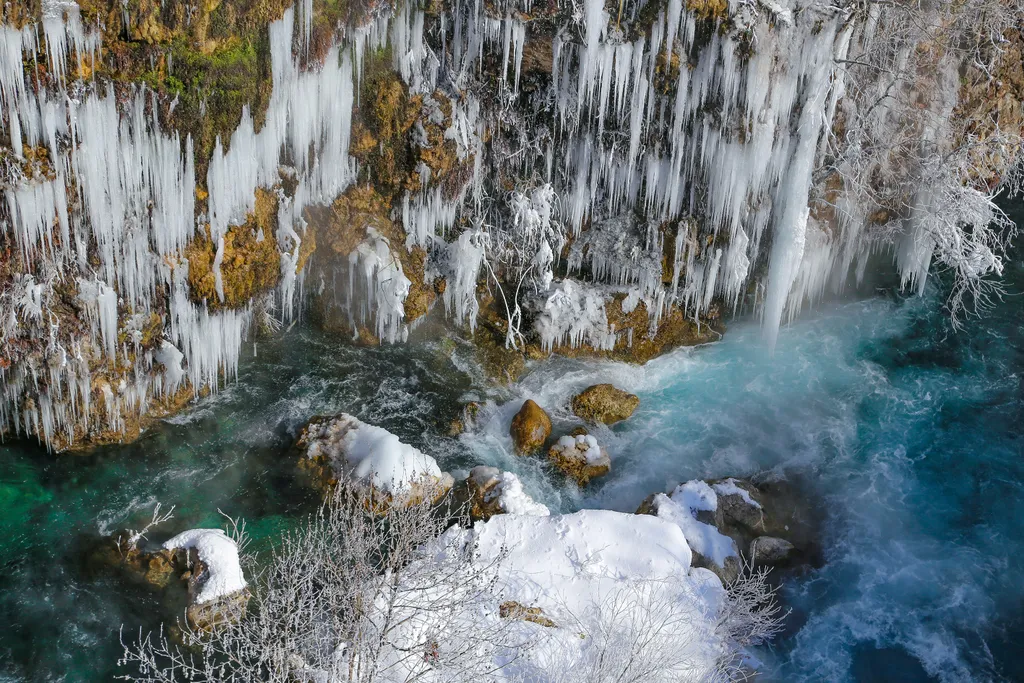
[465,288,1024,682]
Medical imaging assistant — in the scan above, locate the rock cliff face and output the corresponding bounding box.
[2,0,1021,449]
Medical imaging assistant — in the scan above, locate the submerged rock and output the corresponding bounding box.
[86,534,182,589]
[295,414,453,512]
[571,384,640,425]
[547,434,611,486]
[509,399,552,454]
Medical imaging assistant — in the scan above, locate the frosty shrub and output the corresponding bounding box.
[819,0,1024,326]
[117,483,784,682]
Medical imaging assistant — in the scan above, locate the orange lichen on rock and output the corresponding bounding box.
[184,189,281,310]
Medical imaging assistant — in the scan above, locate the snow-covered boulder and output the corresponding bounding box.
[398,510,729,681]
[547,434,611,486]
[453,466,550,520]
[508,399,552,453]
[571,383,639,424]
[638,476,819,580]
[638,480,741,583]
[164,528,249,630]
[296,414,453,511]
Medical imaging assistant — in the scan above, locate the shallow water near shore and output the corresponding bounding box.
[3,217,1024,682]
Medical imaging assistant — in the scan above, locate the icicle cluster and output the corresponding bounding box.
[0,5,380,448]
[3,0,1016,446]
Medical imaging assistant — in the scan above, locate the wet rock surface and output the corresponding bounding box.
[509,399,552,454]
[547,434,611,486]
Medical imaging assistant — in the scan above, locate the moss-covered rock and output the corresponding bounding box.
[571,384,639,425]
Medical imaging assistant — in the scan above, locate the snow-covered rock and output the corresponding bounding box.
[454,466,550,520]
[638,481,741,583]
[296,414,453,510]
[547,433,611,486]
[164,529,247,605]
[639,476,820,580]
[163,528,249,630]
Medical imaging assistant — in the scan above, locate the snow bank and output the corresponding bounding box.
[163,529,246,604]
[391,510,728,681]
[301,414,443,494]
[651,481,738,567]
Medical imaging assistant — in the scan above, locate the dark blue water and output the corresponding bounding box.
[1,202,1021,682]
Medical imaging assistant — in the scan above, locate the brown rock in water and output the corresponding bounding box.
[86,535,182,589]
[509,400,551,454]
[571,384,639,424]
[448,401,482,436]
[547,435,611,486]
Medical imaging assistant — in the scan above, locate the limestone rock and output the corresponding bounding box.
[509,399,552,454]
[571,384,639,424]
[547,434,611,486]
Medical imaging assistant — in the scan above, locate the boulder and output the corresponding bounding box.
[296,414,453,512]
[509,399,552,454]
[164,529,250,632]
[88,527,249,631]
[571,384,639,424]
[750,536,796,565]
[547,434,611,486]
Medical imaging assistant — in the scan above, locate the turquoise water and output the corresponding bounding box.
[2,205,1022,681]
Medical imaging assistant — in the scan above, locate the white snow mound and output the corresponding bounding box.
[488,471,550,516]
[163,529,247,604]
[394,510,729,681]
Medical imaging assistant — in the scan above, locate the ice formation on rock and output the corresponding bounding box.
[3,0,1018,448]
